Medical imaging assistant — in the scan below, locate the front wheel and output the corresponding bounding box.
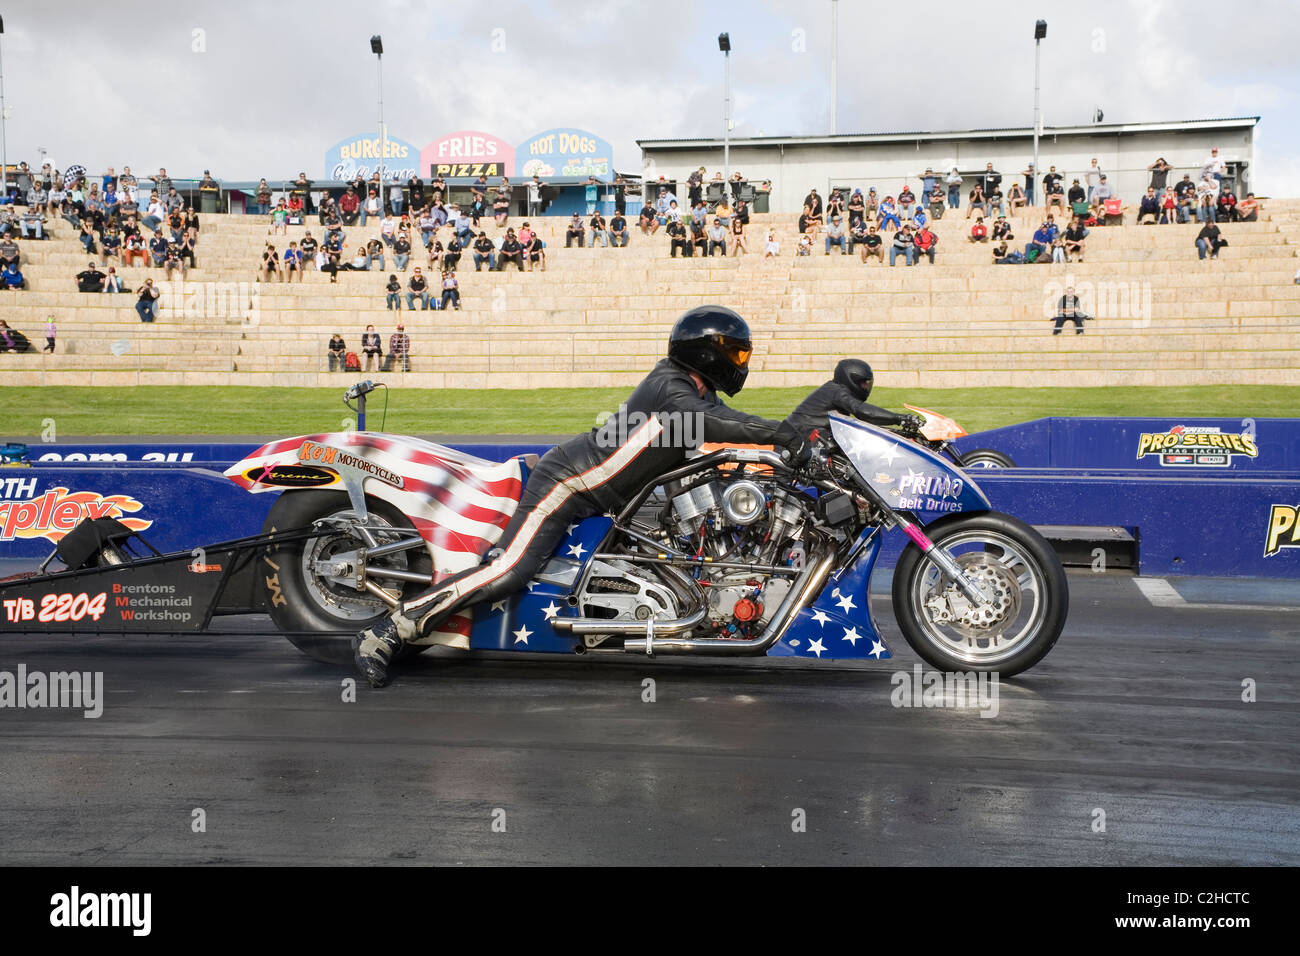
[958,448,1017,468]
[891,512,1068,677]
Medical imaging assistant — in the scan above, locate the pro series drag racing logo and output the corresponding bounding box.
[1136,425,1258,468]
[1265,504,1300,557]
[0,481,152,543]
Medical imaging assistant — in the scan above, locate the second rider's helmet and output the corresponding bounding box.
[834,358,874,401]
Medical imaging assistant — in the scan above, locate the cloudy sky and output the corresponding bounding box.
[5,0,1297,193]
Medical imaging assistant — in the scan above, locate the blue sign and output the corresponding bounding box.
[323,133,421,183]
[516,128,614,181]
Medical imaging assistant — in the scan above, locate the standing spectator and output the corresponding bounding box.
[980,163,1001,198]
[43,316,56,353]
[1085,158,1104,194]
[919,168,937,207]
[889,225,914,266]
[498,230,525,271]
[407,176,425,212]
[1195,220,1224,260]
[1201,147,1226,184]
[609,211,629,247]
[823,214,846,255]
[565,213,586,247]
[687,166,704,207]
[362,324,383,369]
[472,231,496,271]
[135,278,160,322]
[584,176,599,215]
[945,168,963,209]
[272,199,288,235]
[1020,163,1036,206]
[151,167,173,197]
[707,218,728,256]
[589,211,609,247]
[406,267,430,309]
[526,174,548,217]
[912,224,937,265]
[382,323,410,372]
[254,179,272,215]
[328,334,347,372]
[1148,157,1172,192]
[440,271,460,310]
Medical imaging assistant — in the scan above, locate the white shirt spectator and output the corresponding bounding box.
[1202,152,1227,179]
[147,200,166,221]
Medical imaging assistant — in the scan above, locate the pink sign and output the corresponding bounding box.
[419,131,515,178]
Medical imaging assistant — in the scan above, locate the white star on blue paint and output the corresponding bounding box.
[512,625,532,645]
[490,600,507,613]
[842,626,861,646]
[566,524,578,535]
[810,609,831,627]
[869,639,887,659]
[567,542,587,558]
[835,591,857,613]
[807,637,827,658]
[541,601,561,621]
[877,444,902,466]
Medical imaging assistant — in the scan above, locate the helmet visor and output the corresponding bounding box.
[716,335,752,369]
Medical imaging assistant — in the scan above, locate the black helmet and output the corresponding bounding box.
[834,358,874,401]
[668,305,753,396]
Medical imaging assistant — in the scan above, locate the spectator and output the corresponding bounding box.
[103,267,124,294]
[440,271,460,310]
[826,190,845,221]
[864,188,880,220]
[878,196,901,231]
[730,215,748,256]
[0,261,25,290]
[1085,158,1104,193]
[123,231,147,267]
[425,235,443,272]
[300,231,319,270]
[897,185,915,221]
[284,241,304,281]
[100,227,122,266]
[442,235,462,273]
[1067,179,1088,219]
[639,199,657,236]
[1052,285,1089,335]
[362,324,383,369]
[1148,157,1172,192]
[272,199,288,235]
[824,214,847,255]
[858,224,884,264]
[79,219,99,255]
[406,267,431,309]
[321,235,343,283]
[0,320,31,351]
[363,188,382,226]
[912,224,937,265]
[847,219,869,256]
[969,218,988,242]
[472,231,496,271]
[986,186,1005,219]
[384,274,402,311]
[525,231,546,271]
[889,225,914,266]
[1089,175,1114,216]
[927,186,946,221]
[689,219,709,256]
[339,187,360,225]
[795,233,812,256]
[945,168,963,209]
[565,213,585,248]
[763,230,780,259]
[43,316,56,353]
[920,168,937,207]
[492,188,511,226]
[707,218,728,256]
[980,162,1001,198]
[407,176,425,211]
[381,323,410,372]
[1019,162,1036,206]
[1236,192,1261,222]
[991,239,1012,263]
[609,211,629,247]
[1025,221,1053,262]
[261,244,281,282]
[1063,217,1089,261]
[1159,187,1178,226]
[393,233,411,272]
[526,174,548,217]
[1050,235,1067,263]
[254,178,272,215]
[0,235,20,270]
[518,222,533,248]
[328,334,347,372]
[135,278,160,322]
[1007,181,1027,214]
[714,196,735,226]
[1216,187,1238,223]
[1195,221,1225,260]
[498,230,525,271]
[654,187,677,228]
[847,189,866,227]
[1136,187,1161,225]
[1043,170,1066,216]
[292,172,316,216]
[77,261,106,293]
[365,237,385,271]
[1195,175,1219,224]
[966,185,987,220]
[19,202,46,239]
[1201,147,1226,184]
[803,188,823,218]
[589,211,609,248]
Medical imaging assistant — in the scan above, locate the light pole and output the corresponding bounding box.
[830,0,838,134]
[370,35,385,200]
[718,33,731,186]
[1033,20,1046,203]
[0,16,8,201]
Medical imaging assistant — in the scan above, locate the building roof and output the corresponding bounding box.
[637,117,1261,150]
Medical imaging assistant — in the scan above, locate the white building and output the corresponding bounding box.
[638,116,1258,214]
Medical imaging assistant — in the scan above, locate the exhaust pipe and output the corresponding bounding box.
[622,551,835,656]
[551,605,708,637]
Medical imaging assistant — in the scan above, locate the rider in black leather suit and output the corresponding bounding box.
[353,305,811,687]
[785,358,921,441]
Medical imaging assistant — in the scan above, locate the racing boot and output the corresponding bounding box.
[353,612,417,688]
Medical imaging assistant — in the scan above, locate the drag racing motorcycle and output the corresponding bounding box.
[227,411,1067,677]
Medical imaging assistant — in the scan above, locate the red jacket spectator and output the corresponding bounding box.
[339,191,360,215]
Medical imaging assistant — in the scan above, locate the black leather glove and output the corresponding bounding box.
[773,422,812,466]
[897,413,924,434]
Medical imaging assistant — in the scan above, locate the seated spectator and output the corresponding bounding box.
[123,232,148,267]
[1089,175,1113,218]
[161,238,185,279]
[342,244,369,272]
[847,189,866,227]
[991,239,1010,263]
[261,243,282,282]
[1,261,25,290]
[1216,188,1238,223]
[525,232,546,271]
[384,274,402,310]
[609,212,628,247]
[897,186,915,220]
[927,187,946,221]
[339,187,361,225]
[77,261,106,293]
[0,236,20,269]
[440,271,460,310]
[1136,187,1161,225]
[565,213,586,247]
[150,231,169,267]
[328,334,347,372]
[380,214,397,247]
[100,228,122,266]
[492,190,510,225]
[103,266,124,294]
[730,216,748,256]
[407,267,431,309]
[135,278,160,322]
[1236,192,1260,222]
[847,219,869,256]
[969,218,988,242]
[763,230,780,259]
[1063,218,1089,261]
[911,207,928,230]
[826,190,845,220]
[497,230,525,271]
[707,218,728,256]
[1007,181,1027,213]
[986,186,1005,219]
[362,188,382,226]
[365,237,385,271]
[381,323,410,372]
[714,198,734,227]
[1196,221,1225,260]
[690,200,708,232]
[19,205,46,239]
[889,225,914,266]
[472,232,496,271]
[425,236,444,272]
[991,217,1014,242]
[392,233,411,272]
[443,235,462,272]
[1174,174,1197,223]
[912,225,938,265]
[877,197,901,231]
[1159,187,1178,225]
[284,241,303,281]
[0,320,31,351]
[864,187,880,220]
[362,324,384,368]
[1067,179,1087,216]
[639,200,657,236]
[589,212,609,247]
[795,233,812,256]
[858,224,884,264]
[1050,235,1067,263]
[687,220,708,256]
[823,214,847,255]
[1025,222,1053,262]
[966,185,987,219]
[1052,285,1089,335]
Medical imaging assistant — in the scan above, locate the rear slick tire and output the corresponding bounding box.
[891,511,1067,677]
[958,448,1017,468]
